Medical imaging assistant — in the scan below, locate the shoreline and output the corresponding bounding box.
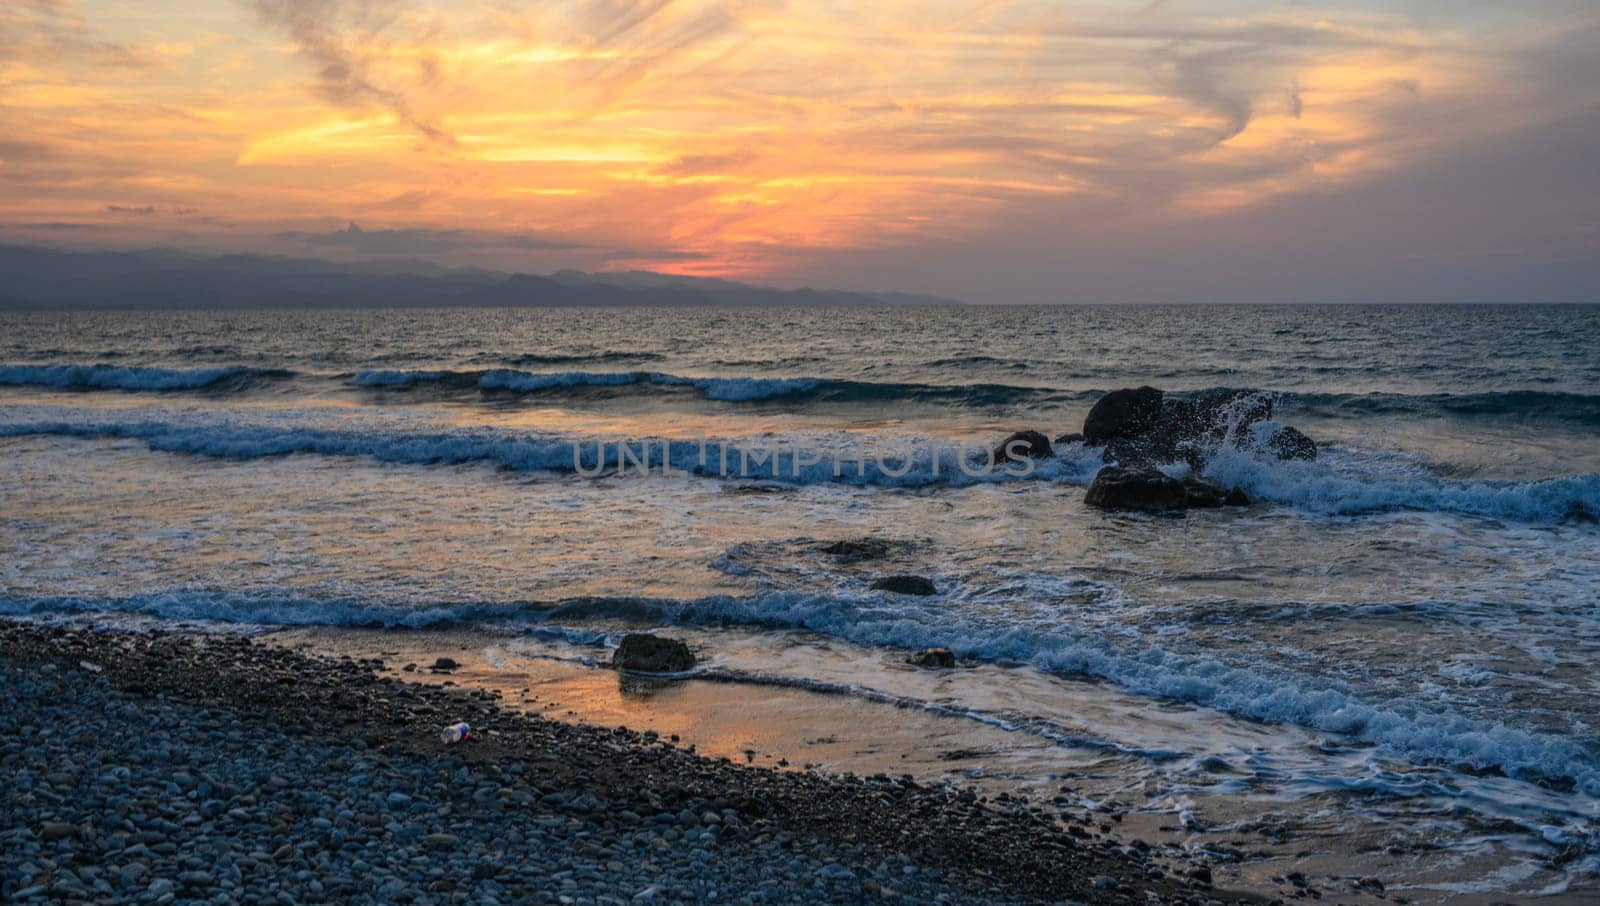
[1,621,1254,904]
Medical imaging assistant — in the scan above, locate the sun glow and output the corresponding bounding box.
[1,1,1590,284]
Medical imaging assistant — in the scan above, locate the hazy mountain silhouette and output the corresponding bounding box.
[0,246,962,309]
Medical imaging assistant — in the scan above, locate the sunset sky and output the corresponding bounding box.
[2,0,1597,301]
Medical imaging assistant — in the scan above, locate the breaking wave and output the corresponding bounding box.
[0,364,294,391]
[347,368,1066,405]
[1,409,1596,520]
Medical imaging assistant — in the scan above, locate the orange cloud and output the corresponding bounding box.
[2,1,1596,285]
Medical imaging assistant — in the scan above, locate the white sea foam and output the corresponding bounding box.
[6,586,1596,795]
[1202,431,1600,521]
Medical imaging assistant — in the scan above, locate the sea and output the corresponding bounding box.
[2,303,1597,900]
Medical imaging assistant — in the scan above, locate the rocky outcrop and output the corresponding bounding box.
[907,648,956,669]
[1084,467,1187,512]
[992,430,1052,463]
[1082,387,1164,444]
[871,575,938,596]
[612,634,695,673]
[1058,387,1315,474]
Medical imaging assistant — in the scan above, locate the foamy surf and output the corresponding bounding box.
[3,406,1596,520]
[6,586,1597,800]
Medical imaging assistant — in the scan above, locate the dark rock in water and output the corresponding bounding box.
[1225,486,1251,506]
[429,657,459,672]
[1052,432,1084,446]
[1189,866,1214,886]
[871,575,938,596]
[907,647,956,669]
[1183,479,1229,509]
[1082,387,1163,443]
[1084,466,1187,511]
[820,538,892,561]
[1264,425,1318,460]
[992,430,1052,463]
[612,634,695,673]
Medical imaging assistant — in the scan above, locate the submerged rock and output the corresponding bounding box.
[906,648,956,669]
[991,430,1052,463]
[871,575,938,596]
[1084,466,1187,512]
[612,634,695,673]
[819,538,892,561]
[1082,387,1163,443]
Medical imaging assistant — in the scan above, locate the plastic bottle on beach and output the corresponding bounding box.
[440,722,471,745]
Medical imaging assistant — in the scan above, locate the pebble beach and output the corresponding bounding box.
[0,622,1249,905]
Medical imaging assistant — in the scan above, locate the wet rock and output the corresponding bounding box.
[819,538,892,561]
[1182,479,1229,509]
[1082,387,1163,444]
[992,430,1053,463]
[429,657,460,673]
[1052,432,1084,446]
[871,575,938,596]
[1084,467,1187,512]
[1224,486,1251,506]
[1189,866,1213,886]
[612,634,696,673]
[1263,425,1317,460]
[906,648,956,669]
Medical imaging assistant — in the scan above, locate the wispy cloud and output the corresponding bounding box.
[0,0,159,69]
[248,0,453,143]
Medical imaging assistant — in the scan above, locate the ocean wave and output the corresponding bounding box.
[7,587,1595,795]
[490,351,665,367]
[2,409,1596,519]
[0,413,1104,488]
[346,367,1069,405]
[1278,390,1600,426]
[0,363,294,391]
[1198,440,1600,521]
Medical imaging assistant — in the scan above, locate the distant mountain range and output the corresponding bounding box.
[0,245,962,309]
